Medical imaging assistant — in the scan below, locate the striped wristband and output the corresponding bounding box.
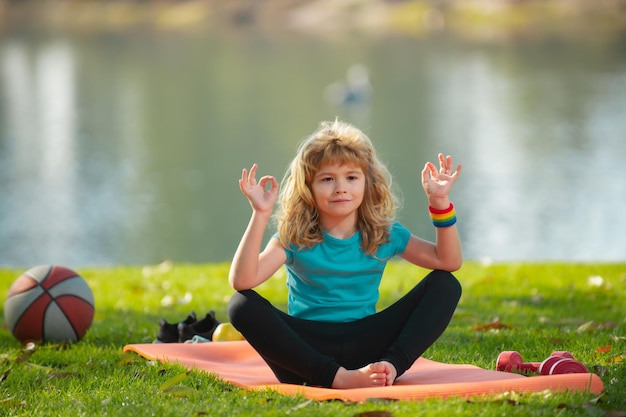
[429,203,457,228]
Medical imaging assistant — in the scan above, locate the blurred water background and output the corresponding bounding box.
[1,1,625,267]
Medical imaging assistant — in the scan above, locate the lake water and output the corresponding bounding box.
[1,29,625,267]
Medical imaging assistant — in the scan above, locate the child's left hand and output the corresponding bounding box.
[421,154,462,205]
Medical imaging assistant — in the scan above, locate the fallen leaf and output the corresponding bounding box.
[353,411,393,417]
[473,318,512,331]
[118,352,144,366]
[576,321,595,333]
[595,346,612,354]
[289,400,313,412]
[47,371,81,380]
[577,321,617,333]
[160,372,188,391]
[15,344,36,364]
[0,369,10,382]
[160,386,197,397]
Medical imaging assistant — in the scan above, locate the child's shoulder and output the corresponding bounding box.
[390,220,409,235]
[387,221,411,251]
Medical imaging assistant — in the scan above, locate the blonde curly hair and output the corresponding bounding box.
[275,120,397,256]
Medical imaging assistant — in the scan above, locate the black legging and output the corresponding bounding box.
[227,270,461,388]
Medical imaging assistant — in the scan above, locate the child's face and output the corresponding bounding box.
[311,162,365,223]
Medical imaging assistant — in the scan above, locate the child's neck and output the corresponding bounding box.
[320,217,358,240]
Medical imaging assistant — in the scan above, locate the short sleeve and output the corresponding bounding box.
[272,232,293,264]
[375,221,411,259]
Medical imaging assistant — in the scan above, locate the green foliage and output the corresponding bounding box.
[0,262,624,416]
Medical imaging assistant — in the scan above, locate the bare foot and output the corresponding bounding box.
[331,362,397,389]
[379,360,397,386]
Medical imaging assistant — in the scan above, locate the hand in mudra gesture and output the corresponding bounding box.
[421,153,462,204]
[239,164,279,214]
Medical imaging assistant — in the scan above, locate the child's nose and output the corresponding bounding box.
[334,180,347,193]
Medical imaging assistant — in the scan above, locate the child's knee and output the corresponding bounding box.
[431,270,462,299]
[226,290,252,326]
[227,289,269,328]
[446,272,462,298]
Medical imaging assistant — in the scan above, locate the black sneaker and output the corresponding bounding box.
[178,311,221,342]
[155,311,197,343]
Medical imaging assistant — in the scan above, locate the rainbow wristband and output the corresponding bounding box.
[429,203,457,228]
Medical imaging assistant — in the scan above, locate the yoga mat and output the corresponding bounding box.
[123,341,603,402]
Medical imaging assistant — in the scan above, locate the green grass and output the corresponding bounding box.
[0,262,624,416]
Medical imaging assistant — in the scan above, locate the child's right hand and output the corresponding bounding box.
[239,164,279,214]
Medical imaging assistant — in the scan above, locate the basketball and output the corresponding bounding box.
[4,265,95,344]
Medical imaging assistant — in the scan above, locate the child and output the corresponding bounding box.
[228,120,462,389]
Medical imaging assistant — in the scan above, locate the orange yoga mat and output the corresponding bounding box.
[123,341,603,402]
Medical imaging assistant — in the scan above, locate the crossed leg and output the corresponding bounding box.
[228,271,461,389]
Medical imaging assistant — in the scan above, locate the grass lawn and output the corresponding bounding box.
[0,261,624,416]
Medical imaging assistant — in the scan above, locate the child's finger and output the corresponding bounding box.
[248,164,258,185]
[239,168,250,194]
[258,175,279,194]
[446,155,453,172]
[258,175,272,188]
[453,163,462,179]
[268,176,279,194]
[421,162,434,184]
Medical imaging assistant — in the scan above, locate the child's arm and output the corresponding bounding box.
[229,165,287,291]
[401,154,463,272]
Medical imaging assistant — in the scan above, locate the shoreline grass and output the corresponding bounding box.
[1,261,624,416]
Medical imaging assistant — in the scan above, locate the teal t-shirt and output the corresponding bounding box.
[279,221,411,323]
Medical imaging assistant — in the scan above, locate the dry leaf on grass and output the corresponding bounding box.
[473,318,512,331]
